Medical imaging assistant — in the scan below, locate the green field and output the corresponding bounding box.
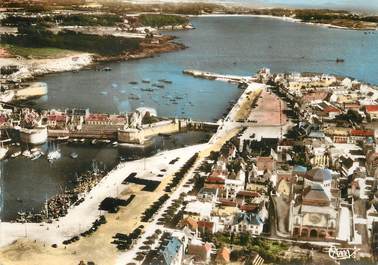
[0,44,78,59]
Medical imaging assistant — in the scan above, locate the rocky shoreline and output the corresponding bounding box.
[0,35,186,101]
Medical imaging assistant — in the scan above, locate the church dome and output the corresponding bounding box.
[305,168,332,183]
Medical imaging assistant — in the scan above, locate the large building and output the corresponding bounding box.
[288,168,340,240]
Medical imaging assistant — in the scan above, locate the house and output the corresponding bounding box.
[235,190,262,205]
[223,170,246,199]
[349,129,374,144]
[364,105,378,121]
[277,138,295,153]
[184,201,213,220]
[180,217,198,232]
[324,127,349,144]
[204,177,225,190]
[230,212,264,235]
[85,114,127,126]
[197,187,218,203]
[46,113,67,129]
[215,247,230,264]
[151,236,185,265]
[321,105,342,119]
[255,156,275,172]
[187,240,212,262]
[339,155,359,178]
[197,220,217,234]
[300,91,329,105]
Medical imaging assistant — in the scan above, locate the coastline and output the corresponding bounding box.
[195,13,377,31]
[0,38,185,89]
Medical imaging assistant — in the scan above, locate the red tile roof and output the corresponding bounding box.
[216,247,230,263]
[86,114,109,122]
[350,129,374,137]
[237,190,261,198]
[365,105,378,113]
[206,177,225,184]
[197,220,214,230]
[218,199,237,207]
[323,106,341,113]
[47,115,66,122]
[239,204,259,212]
[181,217,198,230]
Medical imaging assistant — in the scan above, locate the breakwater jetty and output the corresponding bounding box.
[183,69,256,83]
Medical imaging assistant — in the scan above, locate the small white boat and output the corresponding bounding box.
[112,141,118,146]
[0,147,8,160]
[22,150,32,158]
[11,151,21,158]
[91,139,97,145]
[70,152,78,159]
[47,150,61,161]
[31,152,42,160]
[57,136,69,140]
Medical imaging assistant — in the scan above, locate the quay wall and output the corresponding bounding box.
[48,128,117,140]
[48,119,217,143]
[143,120,184,138]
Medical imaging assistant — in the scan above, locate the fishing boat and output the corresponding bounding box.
[102,67,112,71]
[140,88,154,92]
[47,150,61,162]
[142,79,150,84]
[11,151,21,158]
[0,147,8,160]
[128,94,140,100]
[47,142,61,162]
[129,81,138,85]
[159,79,172,84]
[336,58,345,63]
[57,135,69,140]
[31,152,42,160]
[22,150,32,158]
[0,140,10,160]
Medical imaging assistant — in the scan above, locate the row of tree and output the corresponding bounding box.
[2,25,141,56]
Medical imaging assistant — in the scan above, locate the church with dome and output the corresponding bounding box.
[288,167,341,240]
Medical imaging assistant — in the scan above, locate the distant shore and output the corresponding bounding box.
[195,13,376,31]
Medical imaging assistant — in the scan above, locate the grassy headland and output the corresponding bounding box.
[0,44,78,59]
